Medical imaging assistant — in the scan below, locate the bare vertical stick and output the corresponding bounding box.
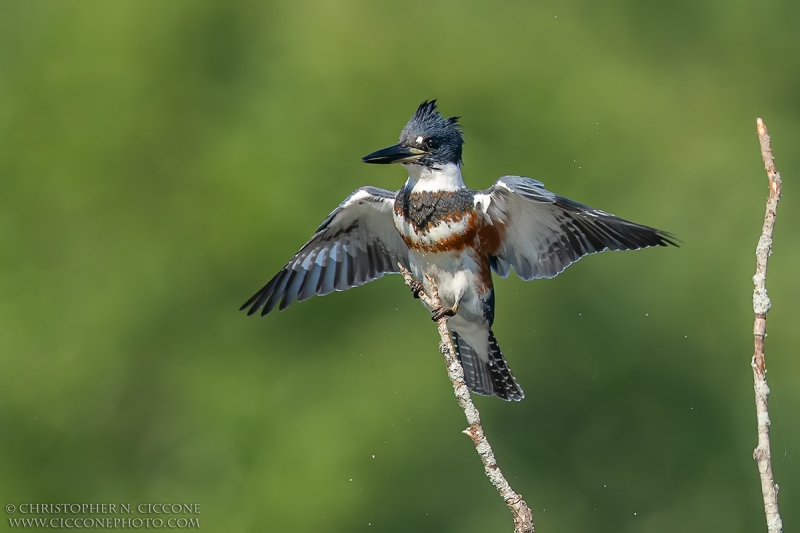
[751,118,783,533]
[399,264,534,533]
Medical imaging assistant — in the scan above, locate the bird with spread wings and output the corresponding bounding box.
[242,101,676,401]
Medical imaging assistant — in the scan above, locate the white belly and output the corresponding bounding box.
[409,249,486,324]
[409,250,492,360]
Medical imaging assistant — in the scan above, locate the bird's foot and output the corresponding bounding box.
[409,280,425,299]
[431,305,457,321]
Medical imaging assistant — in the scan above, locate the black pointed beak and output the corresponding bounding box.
[361,143,428,164]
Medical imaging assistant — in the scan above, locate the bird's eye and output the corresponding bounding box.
[425,137,440,150]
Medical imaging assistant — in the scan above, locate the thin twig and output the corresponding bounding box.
[751,118,783,533]
[399,264,534,533]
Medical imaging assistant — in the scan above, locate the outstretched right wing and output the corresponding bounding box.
[241,187,409,316]
[475,176,677,280]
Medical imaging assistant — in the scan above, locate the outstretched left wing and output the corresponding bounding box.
[474,176,677,280]
[241,187,409,316]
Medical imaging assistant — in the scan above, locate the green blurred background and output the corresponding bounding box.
[1,0,798,531]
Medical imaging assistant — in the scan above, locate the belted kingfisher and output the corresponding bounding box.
[241,100,676,401]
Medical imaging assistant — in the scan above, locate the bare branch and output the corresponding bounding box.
[751,118,783,533]
[399,263,534,533]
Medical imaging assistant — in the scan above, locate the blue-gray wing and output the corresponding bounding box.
[241,187,409,316]
[474,176,677,280]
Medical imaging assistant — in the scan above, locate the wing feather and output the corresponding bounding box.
[242,187,409,316]
[299,263,322,302]
[477,176,677,280]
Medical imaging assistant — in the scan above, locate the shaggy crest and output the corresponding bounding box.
[399,100,464,166]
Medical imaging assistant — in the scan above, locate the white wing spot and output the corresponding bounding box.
[342,189,372,208]
[473,193,493,221]
[496,180,512,192]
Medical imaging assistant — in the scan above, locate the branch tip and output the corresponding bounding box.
[757,117,766,136]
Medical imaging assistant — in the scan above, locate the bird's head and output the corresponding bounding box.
[362,100,463,168]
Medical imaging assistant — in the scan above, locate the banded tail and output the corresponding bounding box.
[450,330,524,401]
